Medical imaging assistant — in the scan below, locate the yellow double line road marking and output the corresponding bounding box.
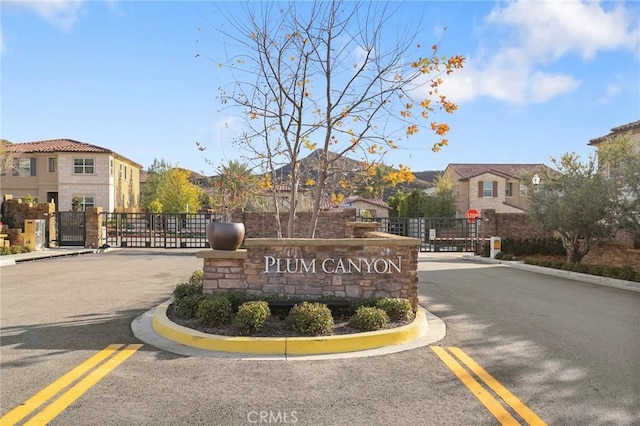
[1,344,142,426]
[431,346,546,426]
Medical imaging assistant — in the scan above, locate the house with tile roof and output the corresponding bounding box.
[1,139,142,212]
[588,120,640,148]
[442,163,551,216]
[338,195,391,219]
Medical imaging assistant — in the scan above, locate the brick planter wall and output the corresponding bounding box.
[234,209,357,239]
[197,229,420,310]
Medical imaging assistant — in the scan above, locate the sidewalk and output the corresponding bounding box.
[0,247,95,267]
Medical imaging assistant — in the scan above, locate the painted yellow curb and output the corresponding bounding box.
[153,302,428,356]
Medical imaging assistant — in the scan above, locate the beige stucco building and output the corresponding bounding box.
[338,195,391,219]
[1,139,142,212]
[442,163,550,216]
[588,120,640,148]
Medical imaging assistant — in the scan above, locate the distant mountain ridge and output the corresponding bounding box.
[179,149,442,199]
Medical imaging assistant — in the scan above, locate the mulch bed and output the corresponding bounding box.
[166,304,411,337]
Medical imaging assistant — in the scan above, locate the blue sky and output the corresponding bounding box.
[1,0,639,175]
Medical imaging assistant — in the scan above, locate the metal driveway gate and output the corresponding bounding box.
[373,217,482,252]
[103,213,217,248]
[56,211,86,246]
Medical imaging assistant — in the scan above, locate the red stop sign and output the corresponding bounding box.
[465,209,480,223]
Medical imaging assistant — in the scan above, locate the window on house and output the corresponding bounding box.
[124,166,128,180]
[119,164,123,179]
[74,195,96,210]
[17,158,36,176]
[478,180,498,197]
[73,158,95,174]
[110,159,114,176]
[48,158,57,173]
[519,182,527,196]
[505,182,513,197]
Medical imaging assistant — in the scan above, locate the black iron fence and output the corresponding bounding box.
[103,213,219,248]
[56,211,86,246]
[362,216,482,252]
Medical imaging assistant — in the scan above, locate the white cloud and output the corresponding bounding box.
[528,71,581,103]
[599,81,623,104]
[487,0,639,61]
[438,0,637,105]
[4,0,86,31]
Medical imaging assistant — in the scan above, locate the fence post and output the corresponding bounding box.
[85,207,103,248]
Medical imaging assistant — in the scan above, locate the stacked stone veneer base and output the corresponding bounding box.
[197,230,420,310]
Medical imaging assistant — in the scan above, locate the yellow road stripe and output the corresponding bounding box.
[23,344,142,426]
[431,346,520,426]
[448,347,546,426]
[0,344,124,425]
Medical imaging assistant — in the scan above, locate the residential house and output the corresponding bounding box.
[588,120,640,148]
[588,120,640,247]
[588,120,640,179]
[338,195,391,219]
[1,139,142,212]
[442,163,550,216]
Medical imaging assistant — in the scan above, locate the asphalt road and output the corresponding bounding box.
[419,254,640,425]
[1,250,638,425]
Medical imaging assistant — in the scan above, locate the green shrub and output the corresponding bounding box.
[196,295,232,327]
[494,251,504,260]
[523,259,639,283]
[21,245,32,253]
[173,294,203,319]
[0,247,10,256]
[173,282,203,302]
[349,306,389,331]
[286,301,334,335]
[9,246,22,254]
[235,301,271,335]
[375,298,414,321]
[189,270,204,285]
[222,290,252,311]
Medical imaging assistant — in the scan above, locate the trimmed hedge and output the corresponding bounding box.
[524,258,639,283]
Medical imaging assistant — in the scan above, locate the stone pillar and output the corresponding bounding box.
[85,207,103,248]
[346,222,379,238]
[196,250,248,294]
[42,202,56,247]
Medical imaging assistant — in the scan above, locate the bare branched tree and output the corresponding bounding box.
[206,0,463,237]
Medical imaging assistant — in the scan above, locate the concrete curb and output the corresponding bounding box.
[463,255,640,293]
[133,300,445,360]
[0,248,95,267]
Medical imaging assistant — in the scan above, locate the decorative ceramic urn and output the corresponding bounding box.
[206,222,245,250]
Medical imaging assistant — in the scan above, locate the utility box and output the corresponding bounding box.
[24,219,46,251]
[490,236,501,259]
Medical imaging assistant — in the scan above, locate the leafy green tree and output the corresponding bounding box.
[387,190,405,218]
[423,175,457,217]
[398,190,429,217]
[141,158,172,211]
[210,160,259,220]
[148,199,163,214]
[211,1,463,237]
[596,133,640,247]
[154,168,202,213]
[527,153,618,263]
